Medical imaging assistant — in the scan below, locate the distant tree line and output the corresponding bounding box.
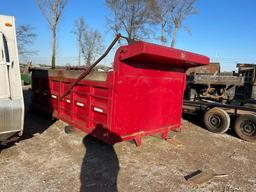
[16,0,197,68]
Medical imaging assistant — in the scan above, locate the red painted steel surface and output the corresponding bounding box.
[32,41,209,145]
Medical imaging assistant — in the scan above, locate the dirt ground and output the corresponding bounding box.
[0,91,255,192]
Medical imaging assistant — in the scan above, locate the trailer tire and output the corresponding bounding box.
[204,107,230,133]
[234,114,256,141]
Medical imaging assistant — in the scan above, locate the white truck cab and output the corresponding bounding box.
[0,15,24,143]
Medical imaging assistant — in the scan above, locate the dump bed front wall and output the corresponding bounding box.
[110,42,208,138]
[113,59,186,136]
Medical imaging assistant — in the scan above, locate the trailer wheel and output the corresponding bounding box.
[204,107,230,133]
[234,114,256,141]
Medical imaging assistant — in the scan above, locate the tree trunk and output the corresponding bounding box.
[161,24,165,45]
[51,29,56,69]
[78,42,81,66]
[171,25,178,48]
[127,33,132,44]
[86,52,91,67]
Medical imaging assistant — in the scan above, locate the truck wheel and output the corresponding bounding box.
[204,107,230,133]
[234,114,256,141]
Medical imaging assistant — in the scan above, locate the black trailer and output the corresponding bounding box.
[183,100,256,141]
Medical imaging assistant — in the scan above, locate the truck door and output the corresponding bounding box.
[0,32,10,99]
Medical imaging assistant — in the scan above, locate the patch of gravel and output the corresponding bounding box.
[0,117,255,192]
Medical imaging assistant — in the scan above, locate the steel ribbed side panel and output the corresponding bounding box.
[0,99,23,140]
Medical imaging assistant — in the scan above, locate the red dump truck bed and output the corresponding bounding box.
[32,41,209,146]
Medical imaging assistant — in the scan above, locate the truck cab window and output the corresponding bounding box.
[2,34,10,63]
[0,33,4,63]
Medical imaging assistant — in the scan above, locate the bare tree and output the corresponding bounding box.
[81,28,104,67]
[152,0,176,45]
[35,0,68,69]
[73,17,104,67]
[106,0,157,44]
[73,17,86,66]
[170,0,197,47]
[16,25,37,56]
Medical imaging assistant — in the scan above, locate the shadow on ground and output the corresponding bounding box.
[21,89,55,139]
[80,135,120,192]
[0,90,55,151]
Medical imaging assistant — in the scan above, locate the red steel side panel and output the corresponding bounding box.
[32,41,209,145]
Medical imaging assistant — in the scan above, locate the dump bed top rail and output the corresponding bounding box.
[119,41,209,68]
